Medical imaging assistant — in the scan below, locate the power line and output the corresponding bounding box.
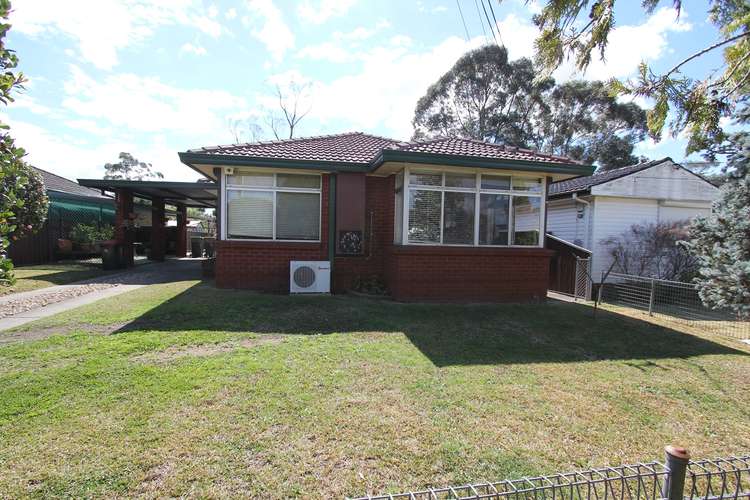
[487,0,505,47]
[480,0,498,45]
[455,0,471,41]
[473,0,488,40]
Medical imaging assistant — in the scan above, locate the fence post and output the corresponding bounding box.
[662,445,690,500]
[648,278,656,316]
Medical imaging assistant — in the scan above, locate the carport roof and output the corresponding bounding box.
[77,179,217,208]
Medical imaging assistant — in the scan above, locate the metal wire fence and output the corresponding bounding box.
[350,449,750,500]
[598,273,749,340]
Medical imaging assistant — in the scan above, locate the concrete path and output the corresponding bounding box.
[0,259,202,332]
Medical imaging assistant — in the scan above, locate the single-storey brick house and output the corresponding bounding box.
[178,132,593,302]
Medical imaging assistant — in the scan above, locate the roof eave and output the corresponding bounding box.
[178,152,218,181]
[373,150,595,176]
[47,190,114,203]
[548,188,592,199]
[178,151,371,173]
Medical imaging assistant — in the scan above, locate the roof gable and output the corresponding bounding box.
[549,158,673,196]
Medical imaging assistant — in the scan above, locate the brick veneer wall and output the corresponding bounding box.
[332,175,394,292]
[385,245,553,302]
[214,175,330,291]
[215,172,553,302]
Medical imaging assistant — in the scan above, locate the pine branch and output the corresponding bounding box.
[663,31,750,79]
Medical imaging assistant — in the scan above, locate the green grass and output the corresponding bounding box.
[1,280,749,498]
[0,261,109,295]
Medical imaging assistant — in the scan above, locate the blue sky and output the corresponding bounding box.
[5,0,724,182]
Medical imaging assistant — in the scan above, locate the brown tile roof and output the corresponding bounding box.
[386,137,583,165]
[183,132,588,172]
[187,132,398,165]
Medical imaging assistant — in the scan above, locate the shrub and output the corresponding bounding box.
[600,221,698,281]
[68,223,114,244]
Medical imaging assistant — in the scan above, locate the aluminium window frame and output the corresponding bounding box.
[222,169,322,243]
[400,166,546,248]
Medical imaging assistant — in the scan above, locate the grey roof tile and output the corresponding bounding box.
[549,158,672,196]
[33,167,112,199]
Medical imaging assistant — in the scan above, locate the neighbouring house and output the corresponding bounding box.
[546,158,719,284]
[8,167,115,266]
[173,132,593,302]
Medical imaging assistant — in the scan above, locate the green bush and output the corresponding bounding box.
[68,223,114,244]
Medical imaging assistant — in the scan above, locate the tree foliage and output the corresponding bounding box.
[414,45,552,145]
[104,152,164,181]
[413,45,647,169]
[529,80,647,169]
[533,0,750,157]
[0,0,48,285]
[682,104,750,318]
[601,221,698,281]
[4,164,47,240]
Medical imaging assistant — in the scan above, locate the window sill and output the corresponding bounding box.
[387,244,553,257]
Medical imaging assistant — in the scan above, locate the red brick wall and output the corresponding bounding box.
[215,172,553,302]
[332,175,394,292]
[215,175,329,291]
[385,245,553,302]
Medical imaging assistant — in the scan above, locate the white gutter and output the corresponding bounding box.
[572,192,590,207]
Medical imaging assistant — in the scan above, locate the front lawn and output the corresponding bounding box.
[0,261,108,295]
[1,280,748,498]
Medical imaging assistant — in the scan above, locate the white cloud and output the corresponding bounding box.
[333,20,390,41]
[297,0,356,24]
[495,13,539,61]
[12,95,52,115]
[4,113,204,182]
[494,7,692,80]
[244,0,295,61]
[225,7,238,20]
[389,35,413,47]
[417,1,448,14]
[297,20,394,63]
[11,0,224,69]
[279,36,484,139]
[61,65,246,141]
[297,42,354,63]
[180,42,207,56]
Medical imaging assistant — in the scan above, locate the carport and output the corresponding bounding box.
[78,179,217,266]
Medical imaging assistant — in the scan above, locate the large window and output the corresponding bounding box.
[225,172,321,241]
[400,170,544,246]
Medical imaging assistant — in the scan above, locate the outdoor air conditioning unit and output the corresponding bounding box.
[290,261,330,294]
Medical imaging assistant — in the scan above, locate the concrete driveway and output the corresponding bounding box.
[0,258,203,332]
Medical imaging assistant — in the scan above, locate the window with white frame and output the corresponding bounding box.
[400,169,543,246]
[225,171,321,241]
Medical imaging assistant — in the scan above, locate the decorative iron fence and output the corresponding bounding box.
[350,447,750,500]
[598,273,749,340]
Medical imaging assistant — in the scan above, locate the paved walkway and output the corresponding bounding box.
[0,259,202,332]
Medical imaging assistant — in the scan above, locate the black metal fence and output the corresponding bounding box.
[350,448,750,500]
[598,273,749,340]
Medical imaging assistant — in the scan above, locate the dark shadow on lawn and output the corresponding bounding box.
[113,282,748,367]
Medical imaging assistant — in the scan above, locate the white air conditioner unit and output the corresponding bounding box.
[224,167,234,175]
[290,261,330,294]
